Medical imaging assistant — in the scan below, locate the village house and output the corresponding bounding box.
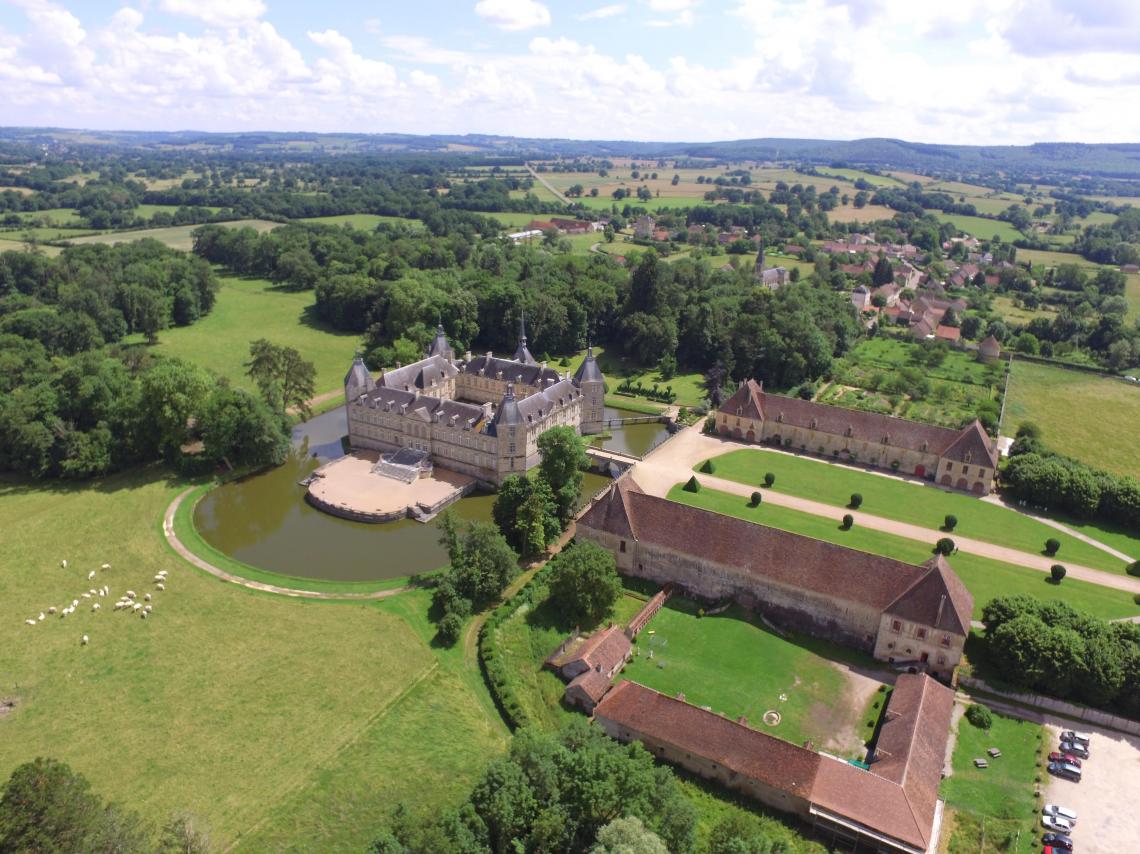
[577,477,973,677]
[545,624,633,712]
[633,215,656,239]
[851,285,872,311]
[594,673,955,854]
[978,334,1002,363]
[716,380,998,493]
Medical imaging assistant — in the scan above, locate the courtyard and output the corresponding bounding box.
[305,451,474,521]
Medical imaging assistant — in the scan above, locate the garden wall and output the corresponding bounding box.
[961,676,1140,737]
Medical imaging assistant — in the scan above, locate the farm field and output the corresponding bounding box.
[826,203,898,223]
[1,225,103,242]
[126,275,360,395]
[700,448,1132,573]
[929,211,1025,243]
[8,206,85,225]
[623,596,882,758]
[822,336,1003,430]
[941,710,1043,854]
[1126,273,1140,317]
[0,470,506,851]
[296,213,420,229]
[991,295,1055,325]
[814,167,905,187]
[63,220,281,252]
[135,203,222,217]
[0,236,63,256]
[1003,359,1140,480]
[1015,247,1101,269]
[666,485,1140,621]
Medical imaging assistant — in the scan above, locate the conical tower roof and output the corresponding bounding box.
[488,383,523,436]
[514,312,536,365]
[427,324,455,361]
[573,344,604,384]
[344,352,373,393]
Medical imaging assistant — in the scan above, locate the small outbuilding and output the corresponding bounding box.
[978,334,1002,363]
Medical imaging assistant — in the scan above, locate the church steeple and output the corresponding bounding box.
[513,309,536,365]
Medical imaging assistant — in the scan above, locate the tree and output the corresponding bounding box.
[246,339,317,418]
[548,541,621,626]
[764,472,775,487]
[965,704,993,729]
[199,386,289,470]
[493,475,560,557]
[537,426,589,522]
[1045,538,1061,556]
[849,493,863,509]
[590,817,668,854]
[1051,564,1067,583]
[1128,560,1140,577]
[158,813,212,854]
[935,537,956,556]
[433,515,519,642]
[0,757,149,853]
[750,491,762,507]
[871,256,894,286]
[944,514,958,531]
[841,513,854,529]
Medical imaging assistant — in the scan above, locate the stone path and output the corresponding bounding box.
[631,427,1140,595]
[982,497,1135,563]
[163,488,408,600]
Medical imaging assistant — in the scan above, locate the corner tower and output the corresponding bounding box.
[344,352,374,404]
[573,344,605,435]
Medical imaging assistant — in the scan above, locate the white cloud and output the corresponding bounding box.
[159,0,268,27]
[381,35,472,66]
[474,0,551,31]
[577,4,626,21]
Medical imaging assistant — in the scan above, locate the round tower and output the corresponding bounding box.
[572,344,605,435]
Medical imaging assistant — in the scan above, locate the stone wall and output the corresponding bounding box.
[874,612,965,679]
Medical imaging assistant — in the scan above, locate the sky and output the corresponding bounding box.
[1,0,1139,145]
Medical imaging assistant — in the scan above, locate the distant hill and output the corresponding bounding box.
[4,127,1140,179]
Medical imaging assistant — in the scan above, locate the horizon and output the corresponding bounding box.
[2,0,1139,145]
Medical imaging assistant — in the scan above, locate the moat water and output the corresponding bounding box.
[194,406,666,582]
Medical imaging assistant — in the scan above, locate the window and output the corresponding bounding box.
[962,466,969,477]
[891,620,902,632]
[916,628,927,640]
[940,635,952,647]
[946,462,953,472]
[619,540,626,553]
[937,655,946,665]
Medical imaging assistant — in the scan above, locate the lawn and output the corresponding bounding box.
[941,710,1043,854]
[624,596,881,758]
[127,275,361,395]
[928,211,1025,243]
[296,213,421,230]
[666,485,1140,622]
[826,203,899,223]
[700,448,1131,573]
[0,469,507,851]
[1003,358,1140,480]
[62,220,281,252]
[1127,272,1140,318]
[563,344,707,408]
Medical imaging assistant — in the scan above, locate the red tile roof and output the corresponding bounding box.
[566,669,612,705]
[885,555,973,636]
[935,325,961,342]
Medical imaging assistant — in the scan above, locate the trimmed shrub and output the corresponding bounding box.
[1044,538,1061,556]
[944,514,958,531]
[890,460,901,471]
[750,491,762,507]
[966,704,993,730]
[849,493,863,509]
[437,612,464,645]
[842,513,854,530]
[935,537,956,556]
[699,459,715,474]
[683,476,701,493]
[764,472,775,487]
[1133,593,1140,605]
[1127,561,1140,578]
[1050,564,1067,583]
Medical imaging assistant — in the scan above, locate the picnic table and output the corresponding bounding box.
[973,758,989,768]
[987,748,1002,758]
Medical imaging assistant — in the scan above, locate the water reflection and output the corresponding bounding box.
[195,407,612,582]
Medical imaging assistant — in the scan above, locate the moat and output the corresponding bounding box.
[194,405,667,582]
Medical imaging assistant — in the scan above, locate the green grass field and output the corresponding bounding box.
[1003,359,1140,480]
[0,237,63,256]
[296,213,421,229]
[127,275,360,395]
[667,485,1140,621]
[700,448,1132,572]
[624,597,878,757]
[941,710,1043,854]
[1015,247,1101,269]
[563,344,706,408]
[63,220,281,252]
[929,212,1025,243]
[0,469,507,851]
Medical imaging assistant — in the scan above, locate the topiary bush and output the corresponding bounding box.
[965,703,993,730]
[699,459,715,474]
[1044,538,1061,556]
[849,493,863,509]
[1133,593,1140,605]
[944,514,958,531]
[1050,564,1067,583]
[750,491,762,507]
[1127,561,1140,578]
[683,475,701,493]
[842,513,854,530]
[764,472,775,488]
[935,537,956,556]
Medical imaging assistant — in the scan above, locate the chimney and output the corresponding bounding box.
[395,361,401,369]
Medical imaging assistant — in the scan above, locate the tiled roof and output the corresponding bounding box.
[940,419,999,467]
[379,354,458,392]
[979,335,1002,356]
[935,325,961,342]
[885,555,973,636]
[566,669,612,703]
[577,476,640,539]
[564,625,630,675]
[594,681,821,800]
[461,354,562,388]
[719,380,765,422]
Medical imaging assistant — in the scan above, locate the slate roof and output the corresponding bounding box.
[718,383,996,464]
[427,325,455,361]
[573,346,604,384]
[594,681,822,800]
[344,354,373,392]
[516,379,580,424]
[379,354,458,392]
[461,354,561,387]
[353,385,485,428]
[579,480,949,616]
[487,384,522,435]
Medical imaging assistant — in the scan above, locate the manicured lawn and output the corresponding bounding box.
[624,596,877,758]
[941,710,1043,854]
[0,469,507,850]
[701,448,1129,573]
[667,485,1140,622]
[63,219,281,252]
[1003,358,1140,481]
[564,344,707,408]
[127,275,361,395]
[296,213,420,229]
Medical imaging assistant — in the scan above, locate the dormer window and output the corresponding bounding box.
[776,413,784,423]
[845,425,853,437]
[882,434,890,444]
[810,418,817,430]
[964,451,972,463]
[921,441,929,452]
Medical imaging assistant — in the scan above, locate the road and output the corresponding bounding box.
[525,163,570,204]
[630,427,1140,595]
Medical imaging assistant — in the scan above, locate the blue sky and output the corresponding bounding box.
[1,0,1139,144]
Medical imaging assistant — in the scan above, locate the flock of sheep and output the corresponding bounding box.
[22,560,171,645]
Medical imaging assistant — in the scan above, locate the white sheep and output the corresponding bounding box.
[87,570,95,580]
[71,599,79,607]
[113,602,124,611]
[91,603,100,612]
[48,606,56,615]
[59,610,67,619]
[88,588,97,595]
[126,590,136,599]
[144,593,152,602]
[82,593,91,599]
[100,563,110,570]
[132,603,142,612]
[153,575,164,582]
[61,559,68,569]
[25,619,36,626]
[81,635,88,645]
[156,583,166,591]
[38,612,45,621]
[139,611,148,620]
[143,605,152,613]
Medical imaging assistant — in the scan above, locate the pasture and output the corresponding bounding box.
[826,203,898,223]
[929,211,1025,243]
[0,469,507,851]
[296,213,421,230]
[813,167,905,187]
[700,448,1134,573]
[666,485,1140,622]
[1003,359,1140,480]
[127,275,360,395]
[62,220,281,253]
[624,596,881,758]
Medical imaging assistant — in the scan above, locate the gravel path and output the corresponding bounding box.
[632,428,1140,595]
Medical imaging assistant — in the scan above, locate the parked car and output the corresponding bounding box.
[1047,762,1082,782]
[1059,740,1089,759]
[1060,730,1091,746]
[1042,815,1074,834]
[1044,804,1078,824]
[1041,833,1074,851]
[1048,751,1082,767]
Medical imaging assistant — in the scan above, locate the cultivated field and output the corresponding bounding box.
[296,213,421,229]
[61,220,281,252]
[929,211,1025,243]
[1003,359,1140,480]
[0,470,507,851]
[127,275,361,395]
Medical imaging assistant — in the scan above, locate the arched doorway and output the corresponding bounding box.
[956,477,968,490]
[733,428,742,439]
[745,429,756,442]
[940,474,952,486]
[914,465,925,477]
[972,482,984,494]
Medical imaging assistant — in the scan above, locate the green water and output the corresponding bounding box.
[593,406,671,457]
[195,407,611,582]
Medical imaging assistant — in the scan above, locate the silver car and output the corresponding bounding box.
[1044,804,1078,824]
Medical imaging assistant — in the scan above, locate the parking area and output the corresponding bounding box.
[1043,722,1140,852]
